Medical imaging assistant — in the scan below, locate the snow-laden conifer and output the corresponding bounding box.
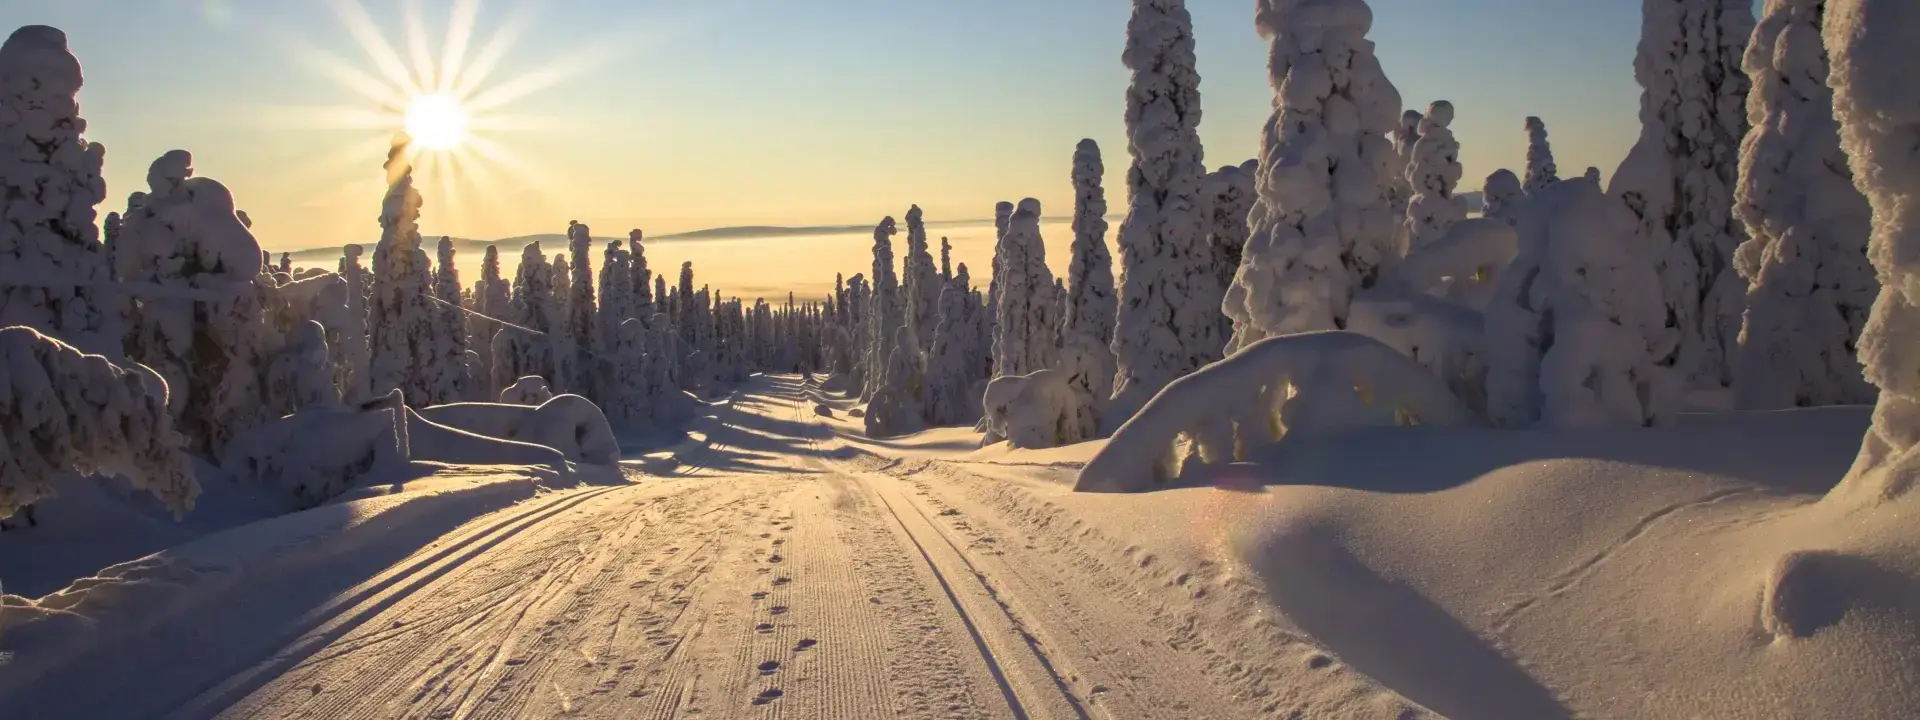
[0,326,196,520]
[1731,0,1876,410]
[1611,0,1756,390]
[1224,0,1404,352]
[993,200,1058,378]
[0,26,119,358]
[865,217,904,400]
[903,206,941,352]
[1523,116,1559,194]
[1111,0,1221,418]
[563,220,598,397]
[366,139,439,407]
[1205,159,1257,301]
[1483,169,1524,226]
[431,235,472,402]
[1405,101,1465,250]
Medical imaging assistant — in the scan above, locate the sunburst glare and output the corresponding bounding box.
[404,93,469,150]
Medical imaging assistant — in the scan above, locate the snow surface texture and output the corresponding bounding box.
[1077,331,1475,492]
[1110,0,1223,426]
[0,326,196,520]
[1405,101,1464,250]
[1731,0,1877,410]
[0,26,119,359]
[1224,0,1404,354]
[992,199,1057,378]
[1522,116,1558,194]
[979,369,1092,450]
[1484,178,1677,428]
[1829,0,1920,502]
[1611,0,1756,390]
[416,395,618,465]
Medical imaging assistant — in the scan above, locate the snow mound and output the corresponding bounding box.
[979,369,1089,450]
[1229,406,1920,717]
[418,395,619,465]
[1078,331,1476,492]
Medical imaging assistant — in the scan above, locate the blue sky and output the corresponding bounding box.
[13,0,1647,249]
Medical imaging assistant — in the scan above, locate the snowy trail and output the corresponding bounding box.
[21,374,1420,720]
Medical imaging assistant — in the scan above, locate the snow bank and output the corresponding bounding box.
[0,326,195,520]
[418,395,619,465]
[1077,331,1476,492]
[218,391,412,510]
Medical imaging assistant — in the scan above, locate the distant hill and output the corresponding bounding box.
[269,214,1122,258]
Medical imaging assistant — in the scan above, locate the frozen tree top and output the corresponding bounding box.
[1,25,83,98]
[1420,101,1454,131]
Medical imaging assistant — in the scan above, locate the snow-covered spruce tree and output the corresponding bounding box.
[985,200,1014,374]
[865,217,904,401]
[1062,151,1119,439]
[366,139,440,408]
[1482,169,1525,226]
[940,237,953,283]
[1523,116,1559,194]
[0,26,120,359]
[1611,0,1756,391]
[497,242,555,390]
[1111,0,1222,420]
[676,260,697,382]
[278,252,292,275]
[993,199,1058,378]
[1388,108,1424,251]
[432,236,472,403]
[903,205,942,352]
[1825,0,1920,503]
[469,244,510,398]
[563,220,598,398]
[1224,0,1404,349]
[114,150,271,455]
[1731,0,1876,411]
[599,237,633,351]
[865,326,927,438]
[1405,101,1465,250]
[266,319,337,413]
[604,317,648,427]
[629,230,654,325]
[0,326,197,520]
[1205,159,1257,308]
[1485,178,1677,428]
[1585,167,1602,184]
[926,276,976,425]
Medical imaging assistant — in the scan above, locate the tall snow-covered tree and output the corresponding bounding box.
[0,26,119,358]
[994,199,1058,378]
[986,200,1013,370]
[629,229,655,325]
[903,205,942,352]
[1389,108,1425,250]
[1063,148,1119,437]
[115,150,270,454]
[1405,101,1465,250]
[1611,0,1756,391]
[1485,178,1676,428]
[1821,0,1920,510]
[1523,116,1559,194]
[926,275,976,425]
[865,217,904,400]
[1585,167,1603,184]
[366,139,439,407]
[1205,159,1257,305]
[1730,0,1876,410]
[940,237,953,283]
[333,244,373,401]
[1483,169,1525,226]
[562,220,598,397]
[470,244,509,398]
[1224,0,1404,348]
[1111,0,1222,419]
[431,236,472,403]
[498,242,555,391]
[599,237,633,348]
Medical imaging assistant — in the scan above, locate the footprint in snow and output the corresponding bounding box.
[758,660,781,675]
[752,688,785,705]
[793,639,817,651]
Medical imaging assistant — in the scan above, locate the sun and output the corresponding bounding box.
[403,93,469,151]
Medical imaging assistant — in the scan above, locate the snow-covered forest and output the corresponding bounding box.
[5,0,1920,716]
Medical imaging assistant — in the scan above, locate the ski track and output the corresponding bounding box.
[82,374,1428,720]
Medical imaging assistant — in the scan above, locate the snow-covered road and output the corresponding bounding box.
[13,375,1419,719]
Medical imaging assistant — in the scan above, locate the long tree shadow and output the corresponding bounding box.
[1207,406,1868,497]
[1246,522,1574,719]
